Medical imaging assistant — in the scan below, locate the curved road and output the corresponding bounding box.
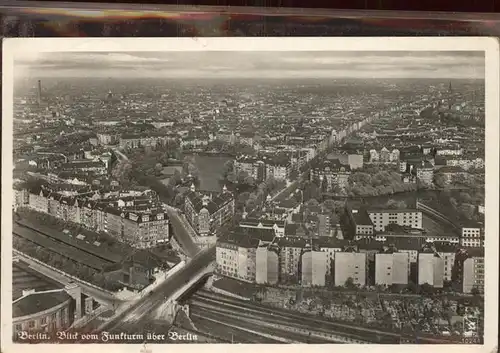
[164,205,200,258]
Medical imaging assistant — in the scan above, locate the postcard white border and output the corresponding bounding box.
[2,37,499,353]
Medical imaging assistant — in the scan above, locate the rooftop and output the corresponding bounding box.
[13,289,72,318]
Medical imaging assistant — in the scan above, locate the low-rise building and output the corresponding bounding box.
[367,209,422,232]
[461,225,483,248]
[239,218,285,237]
[61,161,107,175]
[13,288,74,336]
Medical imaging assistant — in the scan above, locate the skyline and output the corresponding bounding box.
[15,51,485,80]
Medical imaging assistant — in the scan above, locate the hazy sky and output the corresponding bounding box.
[14,51,485,79]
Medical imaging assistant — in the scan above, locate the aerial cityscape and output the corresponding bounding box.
[9,49,486,344]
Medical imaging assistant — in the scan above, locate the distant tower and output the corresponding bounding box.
[448,81,453,110]
[37,79,42,105]
[106,90,113,101]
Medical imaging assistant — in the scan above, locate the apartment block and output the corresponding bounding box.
[375,252,409,285]
[334,252,366,287]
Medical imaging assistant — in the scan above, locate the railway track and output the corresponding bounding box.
[191,291,400,343]
[189,290,461,344]
[189,305,339,343]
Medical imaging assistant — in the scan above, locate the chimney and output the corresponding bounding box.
[37,80,42,105]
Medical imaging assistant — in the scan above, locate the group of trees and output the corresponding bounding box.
[346,170,418,197]
[129,147,183,178]
[299,180,322,203]
[222,160,257,188]
[434,172,483,189]
[235,177,284,212]
[420,190,484,223]
[205,140,256,156]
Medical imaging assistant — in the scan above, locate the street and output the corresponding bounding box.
[164,205,201,258]
[103,246,215,333]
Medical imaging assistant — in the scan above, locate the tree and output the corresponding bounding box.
[222,160,234,177]
[434,174,448,188]
[312,174,321,187]
[321,175,328,193]
[173,192,185,207]
[154,163,163,176]
[92,273,106,288]
[244,176,256,186]
[173,169,182,183]
[420,283,434,295]
[226,171,237,183]
[330,213,340,226]
[305,198,319,208]
[323,199,337,212]
[237,170,249,184]
[345,277,356,289]
[459,203,476,220]
[187,163,199,178]
[452,173,467,186]
[386,199,407,209]
[289,169,299,181]
[389,284,401,294]
[471,286,481,296]
[405,281,419,294]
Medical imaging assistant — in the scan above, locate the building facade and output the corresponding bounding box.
[368,209,423,232]
[418,252,445,288]
[461,226,483,248]
[255,246,279,285]
[375,252,409,285]
[334,252,366,287]
[462,256,485,294]
[301,250,327,287]
[184,189,235,236]
[13,289,73,336]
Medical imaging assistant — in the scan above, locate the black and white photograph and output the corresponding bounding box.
[1,37,498,351]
